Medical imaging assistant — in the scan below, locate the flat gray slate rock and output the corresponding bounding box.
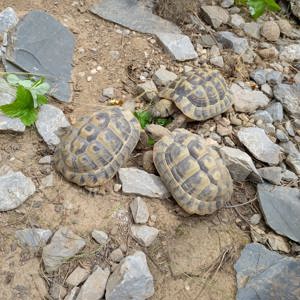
[90,0,180,35]
[42,227,86,273]
[257,183,300,243]
[90,0,197,61]
[0,170,36,211]
[238,127,281,165]
[4,10,75,102]
[235,243,300,300]
[119,167,170,198]
[15,228,52,248]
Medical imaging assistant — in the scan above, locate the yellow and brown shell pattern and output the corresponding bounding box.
[54,107,140,188]
[153,128,233,215]
[159,68,233,121]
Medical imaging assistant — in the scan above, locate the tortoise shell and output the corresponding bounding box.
[153,129,233,215]
[159,68,233,121]
[54,107,140,188]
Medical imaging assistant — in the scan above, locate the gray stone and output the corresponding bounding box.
[235,243,300,300]
[286,154,300,175]
[92,230,109,245]
[258,184,300,243]
[201,6,230,29]
[40,173,54,189]
[49,283,67,300]
[42,227,86,272]
[281,169,298,181]
[131,225,159,247]
[216,31,249,54]
[0,78,25,132]
[219,146,262,183]
[230,14,245,28]
[285,120,295,136]
[266,102,283,122]
[253,110,273,124]
[0,170,36,211]
[76,266,110,300]
[36,104,70,149]
[0,7,18,35]
[261,21,280,42]
[261,84,273,97]
[210,56,224,68]
[260,122,276,135]
[153,68,177,86]
[90,0,180,35]
[66,266,90,287]
[276,129,289,142]
[156,32,198,61]
[4,11,75,102]
[279,44,300,62]
[250,69,267,85]
[257,167,282,185]
[266,71,283,86]
[294,72,300,84]
[238,127,281,165]
[221,0,234,8]
[106,251,154,300]
[15,228,52,248]
[198,34,216,48]
[64,287,80,300]
[130,197,149,224]
[38,155,52,164]
[119,168,170,198]
[231,83,269,113]
[249,214,261,225]
[136,80,158,102]
[110,248,124,263]
[102,87,115,98]
[273,83,300,118]
[243,22,261,39]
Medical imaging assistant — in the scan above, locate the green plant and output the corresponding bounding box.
[0,74,50,126]
[235,0,281,19]
[133,109,172,145]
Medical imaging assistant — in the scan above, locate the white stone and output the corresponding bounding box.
[76,266,110,300]
[36,104,70,149]
[130,197,149,224]
[131,225,159,247]
[230,14,245,28]
[106,251,154,300]
[102,87,115,98]
[15,228,52,248]
[279,44,300,62]
[119,168,170,198]
[66,266,90,287]
[153,68,177,86]
[0,170,36,211]
[92,230,109,245]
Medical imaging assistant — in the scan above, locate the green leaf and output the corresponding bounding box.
[133,110,152,129]
[154,117,172,127]
[265,0,280,11]
[247,0,265,19]
[6,74,20,86]
[36,94,48,105]
[147,137,155,146]
[19,80,34,89]
[0,85,38,126]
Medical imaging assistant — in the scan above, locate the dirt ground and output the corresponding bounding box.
[0,1,256,299]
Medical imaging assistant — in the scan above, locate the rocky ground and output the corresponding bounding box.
[0,0,299,300]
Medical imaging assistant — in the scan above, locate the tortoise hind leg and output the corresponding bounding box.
[166,113,188,131]
[84,182,112,195]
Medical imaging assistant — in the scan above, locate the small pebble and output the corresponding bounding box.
[250,214,261,225]
[87,76,92,82]
[90,69,97,75]
[109,248,124,263]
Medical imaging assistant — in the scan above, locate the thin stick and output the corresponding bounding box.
[0,71,57,79]
[224,196,257,208]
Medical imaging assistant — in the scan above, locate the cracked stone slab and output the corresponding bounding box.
[90,0,197,61]
[235,243,300,300]
[42,227,86,273]
[4,10,75,102]
[237,127,281,165]
[119,167,170,198]
[35,104,70,149]
[0,170,36,211]
[257,184,300,243]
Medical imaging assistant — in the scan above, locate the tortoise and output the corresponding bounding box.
[151,68,234,129]
[54,107,140,193]
[146,124,233,215]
